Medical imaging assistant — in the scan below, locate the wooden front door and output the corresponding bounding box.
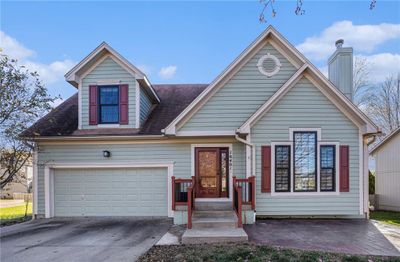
[195,147,229,198]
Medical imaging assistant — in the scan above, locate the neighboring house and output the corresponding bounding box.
[1,164,33,199]
[22,26,379,240]
[370,128,400,212]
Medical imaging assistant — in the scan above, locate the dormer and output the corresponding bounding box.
[65,42,160,130]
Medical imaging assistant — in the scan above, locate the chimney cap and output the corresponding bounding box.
[335,39,344,48]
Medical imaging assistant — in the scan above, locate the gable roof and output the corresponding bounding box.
[21,84,207,139]
[65,42,160,102]
[238,64,379,134]
[163,25,378,135]
[370,127,400,155]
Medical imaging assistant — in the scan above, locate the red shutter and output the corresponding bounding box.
[119,84,129,125]
[340,145,349,192]
[89,85,98,125]
[261,146,272,193]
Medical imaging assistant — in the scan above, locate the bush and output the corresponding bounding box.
[369,170,375,195]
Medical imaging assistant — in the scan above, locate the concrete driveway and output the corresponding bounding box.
[0,217,172,262]
[245,219,400,257]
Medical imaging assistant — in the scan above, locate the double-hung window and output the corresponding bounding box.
[272,129,338,194]
[98,86,119,124]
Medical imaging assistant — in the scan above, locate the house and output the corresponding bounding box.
[1,155,33,200]
[370,128,400,212]
[22,26,379,242]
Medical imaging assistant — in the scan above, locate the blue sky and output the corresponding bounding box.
[1,1,400,101]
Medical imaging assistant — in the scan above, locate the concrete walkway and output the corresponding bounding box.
[0,217,172,262]
[245,219,400,256]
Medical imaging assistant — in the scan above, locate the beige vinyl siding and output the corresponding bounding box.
[140,87,153,125]
[179,43,297,131]
[36,141,245,215]
[252,77,361,217]
[81,57,136,128]
[374,133,400,211]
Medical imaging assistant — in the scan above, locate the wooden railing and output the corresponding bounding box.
[234,176,256,210]
[233,177,243,227]
[233,176,256,228]
[171,176,195,229]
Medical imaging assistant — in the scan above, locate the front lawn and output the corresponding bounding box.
[139,243,397,262]
[371,211,400,226]
[0,201,32,226]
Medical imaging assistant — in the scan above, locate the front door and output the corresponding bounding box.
[195,147,229,198]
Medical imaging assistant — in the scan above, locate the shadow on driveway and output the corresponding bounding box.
[244,219,400,257]
[0,217,172,262]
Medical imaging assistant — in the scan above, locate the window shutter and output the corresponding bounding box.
[261,146,272,193]
[89,85,98,125]
[119,84,129,125]
[339,145,349,192]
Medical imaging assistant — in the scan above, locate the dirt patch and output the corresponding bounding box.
[138,243,398,262]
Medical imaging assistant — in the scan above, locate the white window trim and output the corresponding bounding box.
[270,128,340,196]
[96,124,121,128]
[44,162,174,218]
[190,144,233,201]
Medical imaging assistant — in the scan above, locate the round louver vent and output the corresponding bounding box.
[257,53,281,78]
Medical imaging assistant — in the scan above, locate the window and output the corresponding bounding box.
[320,145,335,191]
[98,86,119,124]
[275,145,290,192]
[293,132,317,192]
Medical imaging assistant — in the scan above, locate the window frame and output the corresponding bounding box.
[293,131,318,192]
[320,144,336,192]
[274,145,291,192]
[98,85,120,124]
[270,128,340,196]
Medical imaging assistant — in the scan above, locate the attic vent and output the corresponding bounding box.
[257,53,281,78]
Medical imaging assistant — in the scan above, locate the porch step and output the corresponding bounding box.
[192,211,238,229]
[194,200,232,211]
[182,227,248,244]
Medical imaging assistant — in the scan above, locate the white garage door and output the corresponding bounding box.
[54,167,168,217]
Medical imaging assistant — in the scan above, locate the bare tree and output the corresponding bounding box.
[353,56,372,106]
[364,74,400,134]
[259,0,377,23]
[0,55,57,189]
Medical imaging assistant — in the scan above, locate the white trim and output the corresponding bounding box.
[363,138,369,217]
[164,26,307,135]
[176,131,235,137]
[257,53,281,77]
[44,162,174,218]
[190,144,233,201]
[359,131,364,215]
[96,124,121,128]
[135,81,140,128]
[96,79,122,85]
[33,145,38,216]
[269,129,340,196]
[80,54,110,81]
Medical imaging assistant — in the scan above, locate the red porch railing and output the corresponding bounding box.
[171,176,195,229]
[233,176,256,227]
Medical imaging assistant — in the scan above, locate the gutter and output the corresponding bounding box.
[235,133,255,178]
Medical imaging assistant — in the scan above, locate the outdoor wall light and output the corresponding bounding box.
[103,150,111,158]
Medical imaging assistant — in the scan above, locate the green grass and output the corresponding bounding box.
[0,201,32,226]
[371,211,400,226]
[139,243,399,262]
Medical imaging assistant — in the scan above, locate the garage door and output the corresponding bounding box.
[54,167,168,217]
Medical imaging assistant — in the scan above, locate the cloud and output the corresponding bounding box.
[158,65,177,79]
[0,31,75,85]
[297,21,400,61]
[318,53,400,83]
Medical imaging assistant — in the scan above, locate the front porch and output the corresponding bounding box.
[171,176,256,243]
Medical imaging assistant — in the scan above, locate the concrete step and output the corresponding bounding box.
[192,211,238,229]
[182,228,248,244]
[194,200,233,211]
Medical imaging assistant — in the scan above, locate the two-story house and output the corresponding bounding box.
[22,26,379,243]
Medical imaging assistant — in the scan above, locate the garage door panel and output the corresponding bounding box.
[54,167,168,217]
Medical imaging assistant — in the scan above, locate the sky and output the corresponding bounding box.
[1,0,400,103]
